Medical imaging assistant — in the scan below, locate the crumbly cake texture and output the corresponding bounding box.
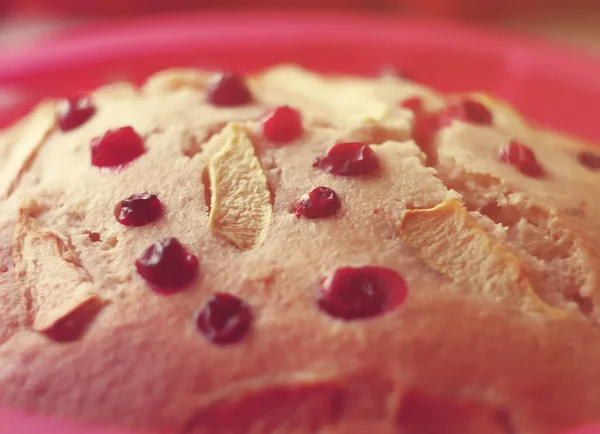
[0,65,599,434]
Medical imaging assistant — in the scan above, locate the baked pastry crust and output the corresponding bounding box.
[0,65,599,434]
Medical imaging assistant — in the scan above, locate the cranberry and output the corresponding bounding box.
[196,293,252,344]
[441,99,493,126]
[400,96,424,114]
[578,151,600,170]
[57,96,96,132]
[206,71,252,107]
[135,238,198,290]
[500,141,544,178]
[262,106,303,144]
[294,186,340,219]
[115,193,163,226]
[317,266,408,320]
[314,143,378,176]
[91,126,145,168]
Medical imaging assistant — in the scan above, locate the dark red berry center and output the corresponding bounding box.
[500,141,544,178]
[441,99,493,126]
[91,126,145,168]
[262,105,303,144]
[578,151,600,170]
[314,142,378,176]
[135,237,198,290]
[57,96,96,132]
[196,293,252,345]
[294,186,340,219]
[115,193,163,227]
[317,266,408,320]
[206,71,252,107]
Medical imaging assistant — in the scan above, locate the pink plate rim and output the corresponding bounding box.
[0,10,599,86]
[1,10,600,140]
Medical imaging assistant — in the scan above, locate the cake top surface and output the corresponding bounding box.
[0,65,599,434]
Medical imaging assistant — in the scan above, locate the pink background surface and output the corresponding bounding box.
[1,6,599,54]
[0,10,598,434]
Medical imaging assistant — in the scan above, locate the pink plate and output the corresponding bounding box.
[0,10,599,434]
[1,10,600,144]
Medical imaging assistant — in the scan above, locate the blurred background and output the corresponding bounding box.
[0,0,599,55]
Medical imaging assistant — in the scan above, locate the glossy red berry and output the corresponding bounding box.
[294,186,340,219]
[441,99,493,126]
[135,238,198,290]
[196,293,252,345]
[91,126,145,168]
[262,106,303,143]
[57,96,96,131]
[500,141,544,178]
[206,71,252,107]
[314,142,378,176]
[115,193,162,226]
[578,151,600,171]
[317,266,408,320]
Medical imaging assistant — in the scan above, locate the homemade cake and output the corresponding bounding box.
[0,65,599,434]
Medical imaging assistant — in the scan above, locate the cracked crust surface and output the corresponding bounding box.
[0,65,599,434]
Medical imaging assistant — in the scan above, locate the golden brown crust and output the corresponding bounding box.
[0,65,599,434]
